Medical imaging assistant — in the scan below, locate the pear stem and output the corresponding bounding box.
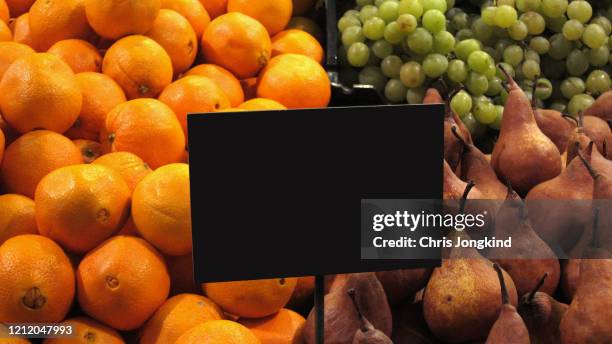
[451,125,469,151]
[578,111,584,128]
[497,64,513,86]
[578,147,600,180]
[562,114,579,126]
[347,289,368,333]
[531,83,537,109]
[459,180,476,214]
[527,273,548,303]
[591,207,600,249]
[493,263,509,305]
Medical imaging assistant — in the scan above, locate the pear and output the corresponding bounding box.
[347,289,393,344]
[490,185,560,297]
[492,65,562,196]
[583,89,612,121]
[566,113,593,166]
[484,264,529,344]
[423,87,443,104]
[518,273,568,344]
[392,301,439,344]
[443,94,473,172]
[375,268,432,305]
[583,115,612,160]
[534,109,577,154]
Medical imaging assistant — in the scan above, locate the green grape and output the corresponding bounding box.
[451,12,470,31]
[359,66,388,90]
[381,55,403,78]
[344,10,361,18]
[483,46,501,63]
[407,28,433,54]
[447,59,469,82]
[384,21,403,43]
[379,1,400,23]
[582,24,607,48]
[397,14,417,33]
[535,78,553,99]
[472,18,493,42]
[406,87,425,104]
[567,0,592,23]
[466,72,489,96]
[516,0,541,12]
[522,59,541,80]
[359,5,379,22]
[342,26,366,47]
[421,0,447,13]
[524,49,540,63]
[588,45,610,67]
[495,39,512,55]
[503,45,524,66]
[495,5,518,29]
[357,0,374,6]
[562,19,584,40]
[508,21,528,40]
[468,50,493,74]
[374,0,386,6]
[546,15,568,33]
[398,0,423,18]
[489,105,504,130]
[568,93,595,115]
[585,70,612,95]
[384,79,408,103]
[561,77,586,99]
[446,0,455,9]
[496,62,515,81]
[498,0,514,6]
[399,61,425,87]
[498,89,509,104]
[422,53,448,77]
[473,100,496,124]
[550,100,567,113]
[486,76,503,96]
[363,17,386,40]
[462,113,489,139]
[565,49,588,76]
[347,42,370,67]
[372,40,394,58]
[529,36,551,54]
[338,16,361,32]
[451,90,473,116]
[422,9,446,33]
[548,33,572,59]
[541,0,568,19]
[433,31,455,54]
[454,38,481,61]
[367,48,381,66]
[591,17,612,36]
[520,11,546,35]
[481,7,496,26]
[483,62,497,79]
[455,29,474,41]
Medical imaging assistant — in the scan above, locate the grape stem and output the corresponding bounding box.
[561,114,579,126]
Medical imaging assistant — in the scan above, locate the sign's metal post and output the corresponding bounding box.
[315,274,324,344]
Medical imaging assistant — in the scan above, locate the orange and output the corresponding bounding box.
[11,14,35,48]
[175,320,261,344]
[166,254,197,296]
[77,236,170,331]
[227,0,292,35]
[257,54,330,109]
[238,98,287,111]
[145,9,197,76]
[102,35,173,99]
[0,235,75,323]
[203,278,298,318]
[159,76,230,139]
[47,39,102,73]
[185,64,244,107]
[0,194,38,245]
[0,53,82,133]
[0,127,4,163]
[116,216,138,237]
[42,317,124,344]
[286,17,323,42]
[216,108,246,113]
[99,99,185,169]
[0,20,11,41]
[0,324,31,343]
[132,163,191,256]
[292,0,315,15]
[5,0,34,17]
[202,13,271,79]
[0,42,34,79]
[92,152,152,192]
[271,29,323,63]
[241,77,259,100]
[28,0,93,51]
[0,0,9,23]
[72,139,102,163]
[140,294,225,344]
[66,72,127,141]
[239,308,306,344]
[161,0,210,39]
[35,164,131,253]
[84,0,161,40]
[1,130,83,198]
[200,0,227,18]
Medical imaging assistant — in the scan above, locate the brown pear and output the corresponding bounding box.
[492,66,562,196]
[304,273,392,344]
[518,273,568,344]
[423,87,443,104]
[485,264,529,344]
[375,268,432,305]
[347,289,393,344]
[490,185,560,297]
[583,89,612,121]
[534,109,576,154]
[423,183,518,343]
[392,301,439,344]
[579,147,612,250]
[443,159,485,201]
[566,113,593,165]
[584,115,612,160]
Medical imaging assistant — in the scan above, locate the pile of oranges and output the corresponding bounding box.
[0,0,327,342]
